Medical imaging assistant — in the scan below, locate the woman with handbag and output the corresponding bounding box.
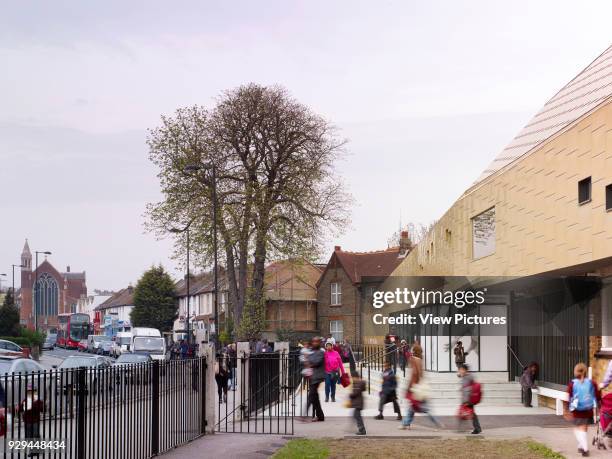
[398,343,442,430]
[324,341,345,403]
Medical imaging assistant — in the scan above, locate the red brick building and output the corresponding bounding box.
[317,234,410,344]
[19,239,87,331]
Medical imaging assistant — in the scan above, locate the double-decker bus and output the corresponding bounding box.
[57,313,91,348]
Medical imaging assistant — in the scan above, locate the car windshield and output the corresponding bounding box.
[133,337,164,352]
[118,337,131,345]
[46,334,57,341]
[59,357,100,369]
[94,336,111,342]
[116,354,149,364]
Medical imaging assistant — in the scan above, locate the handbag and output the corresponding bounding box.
[411,381,431,401]
[458,404,474,420]
[340,372,351,388]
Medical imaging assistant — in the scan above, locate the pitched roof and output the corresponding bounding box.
[320,247,403,285]
[175,272,215,297]
[95,287,134,311]
[474,45,612,185]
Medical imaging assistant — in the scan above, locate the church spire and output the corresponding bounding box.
[21,238,32,270]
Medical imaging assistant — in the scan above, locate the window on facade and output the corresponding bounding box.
[606,184,612,211]
[578,176,591,204]
[35,273,59,316]
[330,282,341,305]
[330,320,343,342]
[472,207,496,259]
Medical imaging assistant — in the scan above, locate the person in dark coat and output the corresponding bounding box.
[520,362,538,407]
[306,337,326,421]
[350,371,367,435]
[375,361,402,420]
[453,341,466,370]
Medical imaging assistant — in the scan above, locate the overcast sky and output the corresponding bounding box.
[1,1,610,291]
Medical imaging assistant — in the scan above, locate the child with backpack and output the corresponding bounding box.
[566,362,600,457]
[457,364,482,434]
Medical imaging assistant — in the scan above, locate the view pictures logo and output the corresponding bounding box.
[372,288,487,309]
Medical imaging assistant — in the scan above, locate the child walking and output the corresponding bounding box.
[566,362,600,457]
[349,371,366,435]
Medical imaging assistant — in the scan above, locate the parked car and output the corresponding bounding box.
[97,340,113,356]
[0,339,26,358]
[0,356,49,418]
[56,355,112,395]
[42,333,57,350]
[87,335,111,353]
[77,339,88,352]
[113,353,152,385]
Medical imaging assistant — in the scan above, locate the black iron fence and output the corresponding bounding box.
[0,358,207,459]
[216,352,299,435]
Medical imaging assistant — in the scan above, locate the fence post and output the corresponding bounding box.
[202,344,216,434]
[151,361,160,455]
[76,367,87,459]
[236,342,250,420]
[275,342,289,414]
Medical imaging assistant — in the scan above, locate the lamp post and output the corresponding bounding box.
[170,224,192,344]
[184,163,218,346]
[34,250,52,331]
[11,264,25,297]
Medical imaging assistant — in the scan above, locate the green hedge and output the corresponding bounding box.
[0,329,45,348]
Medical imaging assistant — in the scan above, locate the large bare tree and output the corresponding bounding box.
[146,84,351,336]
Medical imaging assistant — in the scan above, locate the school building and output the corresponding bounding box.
[369,45,612,407]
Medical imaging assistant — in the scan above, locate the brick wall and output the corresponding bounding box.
[317,262,360,342]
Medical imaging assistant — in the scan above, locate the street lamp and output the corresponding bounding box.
[169,224,192,344]
[34,250,52,331]
[184,163,219,346]
[11,264,25,297]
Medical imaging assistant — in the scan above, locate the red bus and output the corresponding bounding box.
[57,313,91,348]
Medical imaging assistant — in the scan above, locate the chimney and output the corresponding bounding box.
[66,265,70,272]
[334,245,341,251]
[127,284,134,294]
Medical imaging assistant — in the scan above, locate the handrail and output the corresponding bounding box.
[506,343,524,369]
[357,344,409,366]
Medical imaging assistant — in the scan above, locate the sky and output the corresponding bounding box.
[0,1,610,291]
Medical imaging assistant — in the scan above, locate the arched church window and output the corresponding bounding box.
[35,273,59,316]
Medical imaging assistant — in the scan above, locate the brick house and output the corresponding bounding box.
[317,234,410,344]
[263,259,323,341]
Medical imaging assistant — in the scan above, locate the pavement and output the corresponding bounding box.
[161,415,612,459]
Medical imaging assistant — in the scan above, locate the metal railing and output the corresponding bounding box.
[0,358,207,459]
[215,352,299,435]
[357,345,411,394]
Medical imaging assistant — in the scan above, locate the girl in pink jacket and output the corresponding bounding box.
[324,341,345,402]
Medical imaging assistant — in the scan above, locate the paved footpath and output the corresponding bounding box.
[162,413,611,459]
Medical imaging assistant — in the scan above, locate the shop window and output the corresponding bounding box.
[472,207,496,259]
[606,184,612,211]
[578,176,591,204]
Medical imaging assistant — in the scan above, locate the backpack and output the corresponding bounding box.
[469,382,483,405]
[570,378,595,411]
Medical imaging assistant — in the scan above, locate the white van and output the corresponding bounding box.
[111,331,133,358]
[131,328,166,361]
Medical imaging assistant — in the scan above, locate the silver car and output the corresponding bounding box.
[0,357,50,419]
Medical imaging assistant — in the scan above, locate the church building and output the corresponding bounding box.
[19,239,87,331]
